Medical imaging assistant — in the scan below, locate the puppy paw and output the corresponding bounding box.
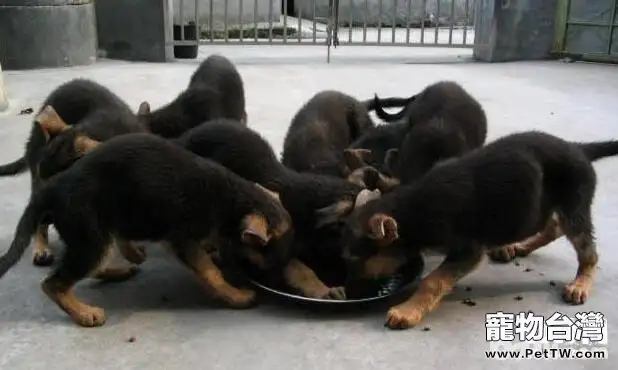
[320,286,346,300]
[226,288,258,309]
[562,282,589,305]
[487,245,519,263]
[33,249,55,267]
[385,304,424,330]
[70,305,107,328]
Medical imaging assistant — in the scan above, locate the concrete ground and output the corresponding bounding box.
[0,46,616,370]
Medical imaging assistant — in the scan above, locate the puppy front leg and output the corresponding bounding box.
[179,244,257,308]
[385,247,485,330]
[283,259,346,300]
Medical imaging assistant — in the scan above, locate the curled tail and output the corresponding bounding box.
[0,157,27,176]
[372,94,416,122]
[576,140,618,162]
[363,94,412,112]
[0,194,47,278]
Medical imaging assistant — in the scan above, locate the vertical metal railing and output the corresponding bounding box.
[169,0,476,49]
[434,0,440,44]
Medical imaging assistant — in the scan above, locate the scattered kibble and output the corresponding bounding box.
[19,107,34,115]
[514,261,521,267]
[524,268,533,272]
[465,286,472,292]
[461,298,477,307]
[422,327,431,332]
[549,281,556,287]
[127,336,136,343]
[514,295,523,301]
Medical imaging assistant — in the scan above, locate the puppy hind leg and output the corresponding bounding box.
[559,210,598,305]
[488,213,564,263]
[41,223,111,327]
[32,223,54,267]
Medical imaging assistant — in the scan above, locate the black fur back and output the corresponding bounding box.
[140,54,246,138]
[281,90,375,177]
[175,120,363,232]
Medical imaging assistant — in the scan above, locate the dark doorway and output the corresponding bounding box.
[281,0,296,17]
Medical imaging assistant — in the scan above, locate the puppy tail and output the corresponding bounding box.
[372,94,414,123]
[0,194,47,279]
[0,156,27,176]
[578,141,618,162]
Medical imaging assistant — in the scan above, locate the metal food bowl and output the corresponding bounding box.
[247,256,425,307]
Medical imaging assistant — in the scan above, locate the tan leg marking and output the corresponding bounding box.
[385,248,485,330]
[41,244,115,327]
[283,259,346,300]
[488,214,563,263]
[563,233,598,305]
[33,224,54,266]
[180,244,256,308]
[116,238,146,265]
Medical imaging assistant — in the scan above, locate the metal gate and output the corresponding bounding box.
[170,0,476,61]
[553,0,618,62]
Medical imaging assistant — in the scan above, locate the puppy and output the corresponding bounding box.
[351,81,487,188]
[0,133,292,327]
[327,131,618,329]
[171,120,385,299]
[281,90,376,178]
[0,79,145,266]
[137,54,247,138]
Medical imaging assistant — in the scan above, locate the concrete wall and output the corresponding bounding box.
[0,0,97,70]
[173,0,280,29]
[95,0,173,62]
[473,0,558,62]
[295,0,474,27]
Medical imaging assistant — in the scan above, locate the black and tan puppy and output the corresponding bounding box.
[0,79,145,266]
[326,131,618,329]
[169,119,386,299]
[281,90,377,178]
[367,81,487,185]
[0,133,292,327]
[137,54,247,138]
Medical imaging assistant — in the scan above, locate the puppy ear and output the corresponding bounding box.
[315,200,354,228]
[375,172,400,193]
[254,183,280,202]
[74,135,101,154]
[36,105,69,139]
[367,213,399,245]
[383,148,399,175]
[137,101,151,115]
[241,213,270,247]
[343,148,372,171]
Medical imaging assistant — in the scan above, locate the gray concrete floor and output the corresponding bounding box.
[0,46,616,370]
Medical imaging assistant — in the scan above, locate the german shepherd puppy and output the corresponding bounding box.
[369,81,487,184]
[168,119,386,299]
[137,54,247,138]
[326,131,618,329]
[0,133,293,327]
[0,79,145,266]
[281,90,377,178]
